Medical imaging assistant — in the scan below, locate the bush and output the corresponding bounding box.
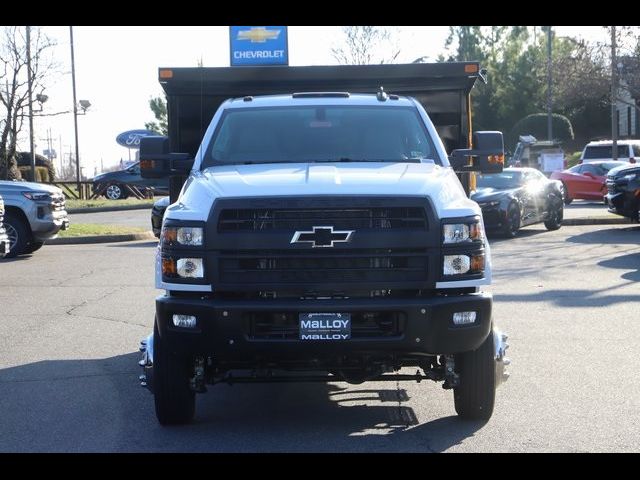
[508,113,575,150]
[566,151,582,168]
[16,152,56,181]
[18,166,50,182]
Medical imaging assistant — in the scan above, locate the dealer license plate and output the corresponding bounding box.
[299,313,351,340]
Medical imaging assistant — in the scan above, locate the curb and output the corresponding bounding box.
[48,231,157,245]
[67,204,154,214]
[563,217,631,226]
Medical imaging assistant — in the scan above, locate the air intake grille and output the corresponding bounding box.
[218,207,427,232]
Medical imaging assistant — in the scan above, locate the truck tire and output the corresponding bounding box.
[453,330,496,420]
[23,241,45,254]
[3,212,30,258]
[153,319,196,425]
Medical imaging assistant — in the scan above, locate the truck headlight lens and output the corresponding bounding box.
[162,257,204,279]
[442,221,483,244]
[176,258,204,278]
[162,226,204,246]
[22,191,52,201]
[443,253,484,276]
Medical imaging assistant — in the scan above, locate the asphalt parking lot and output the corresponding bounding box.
[1,223,638,452]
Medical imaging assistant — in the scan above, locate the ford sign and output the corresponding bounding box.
[116,129,160,149]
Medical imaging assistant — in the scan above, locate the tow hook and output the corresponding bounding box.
[190,356,207,393]
[442,355,459,389]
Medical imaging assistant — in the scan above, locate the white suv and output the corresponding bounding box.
[580,140,640,164]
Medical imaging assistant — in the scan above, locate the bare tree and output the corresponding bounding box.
[331,26,400,65]
[0,26,56,180]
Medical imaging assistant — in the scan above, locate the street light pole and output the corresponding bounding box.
[547,26,553,142]
[26,26,36,181]
[610,26,618,160]
[70,26,81,195]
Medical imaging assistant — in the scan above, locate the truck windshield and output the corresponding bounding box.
[202,105,440,167]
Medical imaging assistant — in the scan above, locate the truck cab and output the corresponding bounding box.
[138,63,509,425]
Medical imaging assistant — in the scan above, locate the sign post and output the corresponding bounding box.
[229,26,289,66]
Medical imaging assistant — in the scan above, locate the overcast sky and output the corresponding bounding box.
[30,26,610,177]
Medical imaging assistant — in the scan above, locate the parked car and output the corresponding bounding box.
[92,162,170,200]
[580,140,640,164]
[472,167,564,237]
[0,180,70,258]
[151,196,170,237]
[0,195,9,257]
[605,163,640,222]
[550,161,630,205]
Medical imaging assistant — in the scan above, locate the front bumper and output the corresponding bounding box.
[155,292,493,360]
[605,191,639,221]
[31,207,70,241]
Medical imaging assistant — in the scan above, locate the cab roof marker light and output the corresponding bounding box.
[159,69,173,79]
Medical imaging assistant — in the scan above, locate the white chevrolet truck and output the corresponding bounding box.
[138,63,510,425]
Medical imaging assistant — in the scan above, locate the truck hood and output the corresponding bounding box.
[168,162,481,221]
[0,180,62,195]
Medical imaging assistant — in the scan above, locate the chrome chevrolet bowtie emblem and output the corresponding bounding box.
[237,27,281,43]
[290,226,354,248]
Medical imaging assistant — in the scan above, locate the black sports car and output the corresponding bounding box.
[472,167,564,237]
[151,196,170,238]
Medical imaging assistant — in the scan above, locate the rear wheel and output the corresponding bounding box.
[502,203,520,238]
[544,196,563,230]
[153,319,196,425]
[562,183,572,205]
[454,331,496,420]
[3,213,30,258]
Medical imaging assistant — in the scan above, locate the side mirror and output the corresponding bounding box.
[583,172,595,179]
[450,131,504,174]
[139,136,194,179]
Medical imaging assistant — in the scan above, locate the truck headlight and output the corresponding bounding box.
[442,218,483,244]
[162,257,204,279]
[22,191,52,201]
[443,253,484,276]
[162,226,204,246]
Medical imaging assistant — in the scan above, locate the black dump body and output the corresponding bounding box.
[159,62,483,158]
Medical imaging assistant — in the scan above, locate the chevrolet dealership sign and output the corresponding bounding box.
[230,26,289,66]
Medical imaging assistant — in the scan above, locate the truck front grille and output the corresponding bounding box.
[218,207,427,232]
[51,194,66,212]
[246,311,404,340]
[219,248,429,285]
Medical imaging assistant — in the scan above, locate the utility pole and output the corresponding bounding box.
[26,26,36,182]
[70,26,81,195]
[547,26,553,142]
[611,26,618,160]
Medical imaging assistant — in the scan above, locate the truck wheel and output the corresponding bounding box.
[23,241,45,254]
[153,319,196,425]
[453,330,496,420]
[3,213,30,258]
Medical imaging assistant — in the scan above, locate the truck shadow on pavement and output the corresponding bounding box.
[0,352,485,452]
